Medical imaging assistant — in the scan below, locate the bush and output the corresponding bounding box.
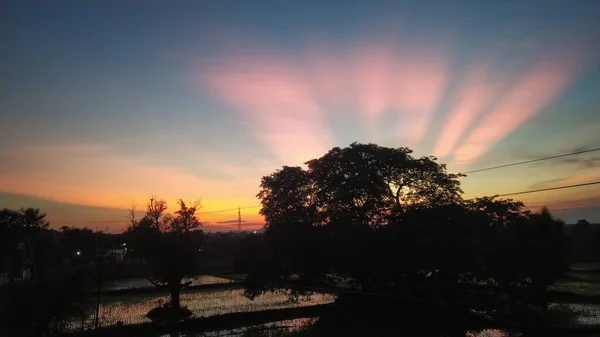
[145,302,193,324]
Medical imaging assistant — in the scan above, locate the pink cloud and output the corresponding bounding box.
[433,60,502,158]
[527,196,600,211]
[452,52,585,164]
[202,42,449,158]
[355,46,449,143]
[529,172,600,190]
[204,53,333,165]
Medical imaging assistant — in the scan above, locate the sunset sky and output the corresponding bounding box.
[1,0,600,232]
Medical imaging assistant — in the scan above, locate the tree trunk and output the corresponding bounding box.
[170,279,182,309]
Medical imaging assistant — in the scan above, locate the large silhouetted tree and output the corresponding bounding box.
[245,143,568,311]
[246,143,465,298]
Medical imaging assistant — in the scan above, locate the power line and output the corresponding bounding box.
[494,181,600,198]
[462,147,600,174]
[54,206,261,224]
[50,181,600,225]
[198,205,260,215]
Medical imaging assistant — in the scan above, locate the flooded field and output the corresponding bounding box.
[66,288,334,330]
[103,275,235,291]
[63,264,600,335]
[158,317,320,337]
[550,302,600,326]
[158,319,523,337]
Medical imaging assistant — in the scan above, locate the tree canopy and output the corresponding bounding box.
[124,196,206,316]
[245,142,568,309]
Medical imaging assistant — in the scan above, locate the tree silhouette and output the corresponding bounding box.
[569,218,595,262]
[126,196,206,318]
[246,143,465,298]
[146,195,168,231]
[0,208,50,284]
[1,208,93,334]
[245,143,568,312]
[512,207,567,309]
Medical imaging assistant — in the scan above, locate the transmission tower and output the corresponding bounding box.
[238,207,241,232]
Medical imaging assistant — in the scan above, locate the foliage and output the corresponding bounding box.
[245,142,569,309]
[248,143,463,295]
[125,196,206,310]
[145,303,193,324]
[0,208,98,335]
[0,208,52,284]
[567,218,598,262]
[3,268,94,334]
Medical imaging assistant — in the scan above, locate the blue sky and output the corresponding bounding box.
[1,0,600,231]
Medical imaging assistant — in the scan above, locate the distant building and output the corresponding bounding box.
[105,247,127,262]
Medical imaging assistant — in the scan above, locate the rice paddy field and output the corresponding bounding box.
[102,275,235,291]
[157,317,319,337]
[95,289,333,325]
[62,266,600,335]
[63,288,334,331]
[547,263,600,328]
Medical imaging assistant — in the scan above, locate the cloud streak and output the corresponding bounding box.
[452,51,587,164]
[528,171,600,190]
[201,40,449,163]
[202,33,592,168]
[0,143,261,210]
[433,60,506,158]
[203,51,334,166]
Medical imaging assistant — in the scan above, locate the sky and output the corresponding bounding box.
[1,0,600,232]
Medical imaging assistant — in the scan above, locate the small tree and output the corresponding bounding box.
[146,195,168,231]
[127,197,207,317]
[0,208,50,284]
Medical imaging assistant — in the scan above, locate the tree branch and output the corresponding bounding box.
[146,277,167,288]
[180,280,193,289]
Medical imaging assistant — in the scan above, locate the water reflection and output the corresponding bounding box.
[157,323,523,337]
[103,275,234,291]
[86,289,333,328]
[465,329,523,337]
[158,317,319,337]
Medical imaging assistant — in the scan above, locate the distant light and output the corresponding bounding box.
[131,249,134,252]
[253,231,257,234]
[122,243,127,246]
[198,249,202,252]
[76,251,81,256]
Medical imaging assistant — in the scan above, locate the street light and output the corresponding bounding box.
[76,251,81,256]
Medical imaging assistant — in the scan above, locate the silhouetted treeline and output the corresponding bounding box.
[244,143,572,312]
[1,142,597,334]
[0,208,102,335]
[566,219,600,262]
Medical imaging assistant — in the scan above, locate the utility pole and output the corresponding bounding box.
[238,207,241,232]
[94,228,101,329]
